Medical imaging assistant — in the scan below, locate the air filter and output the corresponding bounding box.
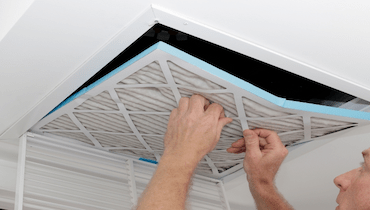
[30,42,370,179]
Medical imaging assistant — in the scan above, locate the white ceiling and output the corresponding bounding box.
[1,0,370,139]
[1,2,370,208]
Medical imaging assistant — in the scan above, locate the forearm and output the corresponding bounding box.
[135,152,198,210]
[249,180,294,210]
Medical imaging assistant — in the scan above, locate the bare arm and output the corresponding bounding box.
[249,180,293,210]
[134,152,198,210]
[227,129,294,210]
[135,95,232,210]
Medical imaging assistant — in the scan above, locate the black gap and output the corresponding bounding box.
[69,23,354,106]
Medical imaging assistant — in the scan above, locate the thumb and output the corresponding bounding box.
[217,117,233,135]
[243,129,261,157]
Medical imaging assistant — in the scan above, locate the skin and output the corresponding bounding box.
[135,95,232,210]
[228,131,370,210]
[227,129,294,210]
[333,148,370,210]
[136,94,370,210]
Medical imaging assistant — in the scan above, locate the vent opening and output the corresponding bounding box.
[33,39,370,178]
[69,23,359,107]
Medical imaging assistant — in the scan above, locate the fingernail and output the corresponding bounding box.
[244,134,253,139]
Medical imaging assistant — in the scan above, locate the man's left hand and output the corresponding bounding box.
[163,95,233,163]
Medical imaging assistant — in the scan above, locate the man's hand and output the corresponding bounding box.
[163,95,233,163]
[227,129,288,184]
[227,129,293,210]
[136,95,232,210]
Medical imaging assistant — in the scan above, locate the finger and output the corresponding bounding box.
[205,100,211,111]
[232,137,266,148]
[188,94,209,113]
[204,99,211,111]
[252,129,284,148]
[243,129,261,157]
[259,137,268,147]
[169,108,178,121]
[178,97,190,113]
[227,147,245,153]
[217,117,233,137]
[219,109,225,118]
[235,147,246,154]
[231,138,245,148]
[205,103,224,118]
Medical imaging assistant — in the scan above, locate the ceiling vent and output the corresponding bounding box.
[30,41,370,179]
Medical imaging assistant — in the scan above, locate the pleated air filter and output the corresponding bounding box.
[31,42,370,179]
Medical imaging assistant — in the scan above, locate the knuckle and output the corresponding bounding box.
[284,148,289,155]
[211,103,224,111]
[169,108,178,118]
[246,154,258,161]
[281,148,289,156]
[270,131,281,141]
[270,130,278,136]
[179,97,189,103]
[244,138,258,146]
[243,129,252,136]
[203,114,213,121]
[191,94,204,100]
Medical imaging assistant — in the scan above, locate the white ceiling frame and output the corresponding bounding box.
[151,4,370,102]
[2,4,370,182]
[0,6,156,140]
[3,4,370,140]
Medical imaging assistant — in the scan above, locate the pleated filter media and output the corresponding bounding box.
[31,42,370,179]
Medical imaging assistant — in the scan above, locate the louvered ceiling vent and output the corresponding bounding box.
[31,40,370,179]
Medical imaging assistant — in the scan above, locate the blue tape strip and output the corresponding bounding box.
[283,100,370,120]
[47,41,370,121]
[156,42,370,121]
[139,157,158,164]
[156,42,286,107]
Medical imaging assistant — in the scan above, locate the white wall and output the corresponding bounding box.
[0,140,19,209]
[225,124,370,210]
[0,140,18,191]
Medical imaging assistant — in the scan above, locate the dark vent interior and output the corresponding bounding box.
[69,24,355,107]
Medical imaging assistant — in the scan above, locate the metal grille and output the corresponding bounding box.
[13,133,230,210]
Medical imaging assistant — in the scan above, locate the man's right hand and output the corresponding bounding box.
[227,129,289,186]
[227,129,294,209]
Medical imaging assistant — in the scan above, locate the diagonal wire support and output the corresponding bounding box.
[303,115,311,140]
[158,58,182,103]
[68,112,103,148]
[159,58,222,174]
[108,89,161,161]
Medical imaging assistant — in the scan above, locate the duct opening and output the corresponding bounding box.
[69,23,362,108]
